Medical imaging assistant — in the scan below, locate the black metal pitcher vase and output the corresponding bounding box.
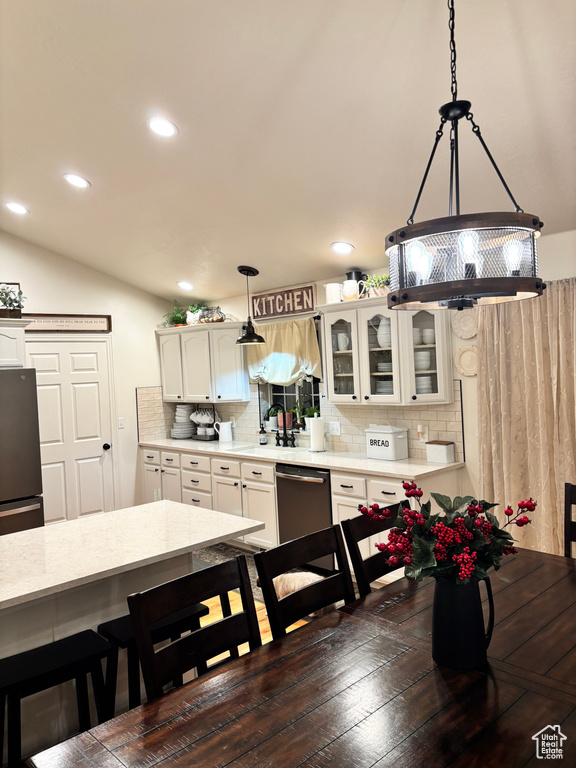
[432,577,494,670]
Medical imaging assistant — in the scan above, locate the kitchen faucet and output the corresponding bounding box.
[271,403,289,447]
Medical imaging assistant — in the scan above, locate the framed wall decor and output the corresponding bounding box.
[22,314,112,333]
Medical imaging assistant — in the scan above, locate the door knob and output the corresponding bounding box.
[103,443,111,451]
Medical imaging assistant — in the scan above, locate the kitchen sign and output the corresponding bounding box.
[251,285,316,320]
[23,314,112,332]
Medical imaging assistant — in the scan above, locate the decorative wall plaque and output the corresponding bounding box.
[251,285,315,320]
[23,314,112,332]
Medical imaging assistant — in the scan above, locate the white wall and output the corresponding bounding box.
[0,230,170,508]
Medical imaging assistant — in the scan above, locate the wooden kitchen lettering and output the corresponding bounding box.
[251,285,315,320]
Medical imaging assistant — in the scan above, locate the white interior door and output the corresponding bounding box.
[26,338,115,523]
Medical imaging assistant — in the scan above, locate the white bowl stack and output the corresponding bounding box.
[416,375,433,394]
[375,381,394,395]
[414,350,431,371]
[377,362,393,372]
[171,404,196,438]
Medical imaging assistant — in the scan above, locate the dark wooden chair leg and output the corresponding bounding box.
[7,694,21,768]
[75,673,91,731]
[90,657,109,724]
[0,692,5,767]
[103,645,118,720]
[126,642,142,709]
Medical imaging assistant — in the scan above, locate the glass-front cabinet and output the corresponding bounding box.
[324,311,361,403]
[357,307,401,404]
[321,297,452,406]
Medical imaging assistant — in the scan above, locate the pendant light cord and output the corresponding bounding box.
[448,0,457,102]
[245,273,251,319]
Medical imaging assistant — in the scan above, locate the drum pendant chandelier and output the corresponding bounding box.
[386,0,546,311]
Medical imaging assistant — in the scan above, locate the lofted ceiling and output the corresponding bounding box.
[0,0,574,302]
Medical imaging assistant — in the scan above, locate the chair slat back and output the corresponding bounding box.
[254,525,355,640]
[565,483,576,559]
[342,503,406,597]
[128,556,261,700]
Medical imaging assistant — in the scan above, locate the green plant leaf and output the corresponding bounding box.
[453,495,475,512]
[430,492,453,514]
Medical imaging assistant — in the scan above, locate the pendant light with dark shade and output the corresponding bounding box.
[386,0,545,311]
[236,266,265,345]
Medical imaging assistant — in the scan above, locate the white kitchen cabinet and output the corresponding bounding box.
[142,462,161,503]
[156,323,249,403]
[321,296,452,405]
[140,448,181,502]
[213,475,243,517]
[241,481,277,549]
[161,466,182,502]
[0,319,30,368]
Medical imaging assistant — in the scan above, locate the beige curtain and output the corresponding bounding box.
[477,278,576,554]
[247,317,321,386]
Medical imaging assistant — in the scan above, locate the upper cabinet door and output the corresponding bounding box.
[357,307,401,405]
[400,310,453,404]
[181,331,212,401]
[210,327,250,402]
[323,310,361,404]
[158,334,183,400]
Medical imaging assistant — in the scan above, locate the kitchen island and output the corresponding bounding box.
[0,501,264,761]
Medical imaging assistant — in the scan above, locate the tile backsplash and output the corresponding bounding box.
[136,382,464,463]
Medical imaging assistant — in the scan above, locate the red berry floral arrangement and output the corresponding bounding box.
[359,482,536,584]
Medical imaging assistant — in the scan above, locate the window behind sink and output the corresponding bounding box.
[269,378,321,428]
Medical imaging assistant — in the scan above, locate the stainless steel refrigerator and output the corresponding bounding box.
[0,368,44,534]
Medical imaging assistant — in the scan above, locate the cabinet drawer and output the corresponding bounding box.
[142,449,160,465]
[182,489,213,509]
[368,479,403,506]
[161,451,181,468]
[182,469,212,493]
[180,454,211,473]
[211,458,241,478]
[332,473,366,497]
[241,462,274,484]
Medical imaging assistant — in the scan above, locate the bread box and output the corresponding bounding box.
[365,424,408,461]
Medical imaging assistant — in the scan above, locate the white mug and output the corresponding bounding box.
[342,280,361,301]
[214,421,233,442]
[337,333,350,351]
[324,283,342,303]
[197,426,207,435]
[205,427,215,436]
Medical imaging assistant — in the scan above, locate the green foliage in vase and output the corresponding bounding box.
[364,274,390,288]
[163,300,188,326]
[0,284,26,310]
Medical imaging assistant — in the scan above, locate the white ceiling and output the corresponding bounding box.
[0,0,574,302]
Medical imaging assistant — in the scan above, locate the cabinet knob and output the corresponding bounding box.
[161,469,165,473]
[234,482,239,487]
[242,484,246,488]
[217,395,222,399]
[177,396,181,399]
[352,395,357,400]
[155,468,159,472]
[205,396,210,400]
[412,395,417,400]
[364,396,369,400]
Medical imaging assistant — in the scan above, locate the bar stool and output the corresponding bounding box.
[0,629,113,767]
[98,601,209,710]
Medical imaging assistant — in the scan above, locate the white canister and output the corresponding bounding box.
[425,441,455,463]
[342,280,360,301]
[214,421,233,442]
[324,283,342,304]
[365,424,408,461]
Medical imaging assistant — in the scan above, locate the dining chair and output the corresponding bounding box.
[253,525,356,640]
[127,555,261,701]
[341,502,407,597]
[0,630,113,767]
[97,599,209,711]
[565,482,576,558]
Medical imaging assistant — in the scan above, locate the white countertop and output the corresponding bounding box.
[140,438,464,480]
[0,501,264,610]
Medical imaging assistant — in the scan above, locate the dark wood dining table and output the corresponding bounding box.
[27,547,576,768]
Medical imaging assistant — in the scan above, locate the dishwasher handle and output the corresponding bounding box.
[276,471,326,484]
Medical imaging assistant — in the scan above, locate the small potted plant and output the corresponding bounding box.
[364,274,390,298]
[290,401,306,431]
[304,406,320,430]
[267,407,278,431]
[163,300,188,327]
[185,301,207,325]
[0,283,26,318]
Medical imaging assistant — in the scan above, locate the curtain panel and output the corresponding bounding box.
[477,278,576,554]
[246,317,321,386]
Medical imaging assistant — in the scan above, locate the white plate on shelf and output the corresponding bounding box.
[451,309,477,339]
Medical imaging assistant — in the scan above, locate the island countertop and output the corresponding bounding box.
[139,438,464,481]
[0,501,264,610]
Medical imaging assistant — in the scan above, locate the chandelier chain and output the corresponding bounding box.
[448,0,457,101]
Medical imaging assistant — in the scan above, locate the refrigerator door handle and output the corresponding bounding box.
[0,502,42,518]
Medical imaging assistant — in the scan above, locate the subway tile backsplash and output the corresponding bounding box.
[136,382,464,463]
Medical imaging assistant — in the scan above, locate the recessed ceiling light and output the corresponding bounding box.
[63,173,91,188]
[4,202,29,215]
[177,281,194,291]
[147,117,179,137]
[331,242,355,255]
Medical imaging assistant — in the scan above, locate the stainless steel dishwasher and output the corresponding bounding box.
[275,463,333,572]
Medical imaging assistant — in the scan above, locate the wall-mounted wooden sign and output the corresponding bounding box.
[22,314,112,332]
[251,285,315,320]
